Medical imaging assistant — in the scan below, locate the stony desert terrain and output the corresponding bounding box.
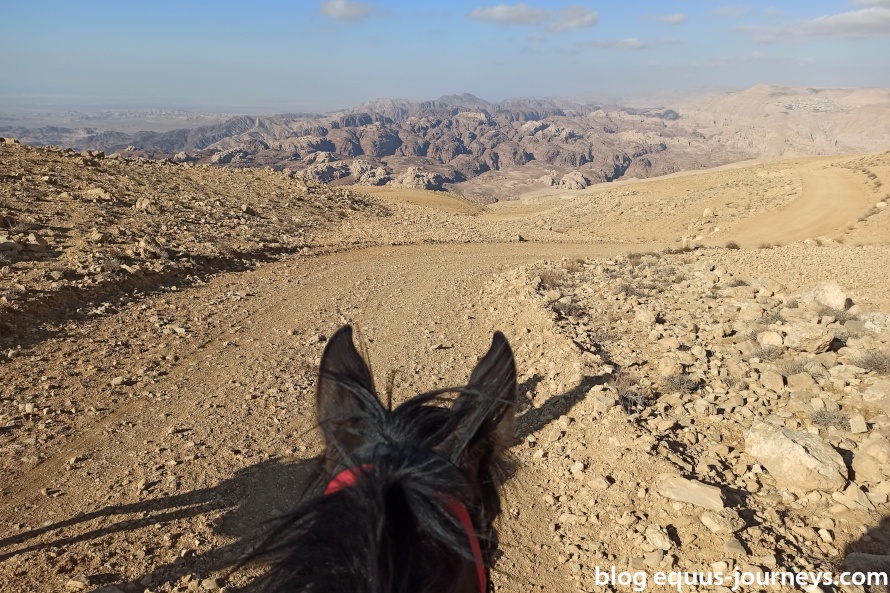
[1,138,890,592]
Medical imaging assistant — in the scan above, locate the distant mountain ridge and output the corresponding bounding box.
[3,85,888,202]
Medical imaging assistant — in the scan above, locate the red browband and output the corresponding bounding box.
[325,465,488,593]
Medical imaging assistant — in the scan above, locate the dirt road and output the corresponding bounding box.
[1,151,888,592]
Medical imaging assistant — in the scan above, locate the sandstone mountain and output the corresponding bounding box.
[3,85,888,202]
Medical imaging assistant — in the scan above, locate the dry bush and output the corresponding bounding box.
[664,373,700,394]
[613,372,649,414]
[811,410,850,431]
[761,311,786,324]
[539,269,567,290]
[727,279,749,287]
[562,258,585,273]
[819,306,858,323]
[725,240,741,249]
[853,351,890,374]
[753,344,784,361]
[0,253,11,268]
[616,282,646,298]
[723,376,748,391]
[552,300,585,318]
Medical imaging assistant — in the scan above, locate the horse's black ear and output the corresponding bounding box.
[316,326,384,468]
[438,332,517,466]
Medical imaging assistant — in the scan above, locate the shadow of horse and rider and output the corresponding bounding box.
[2,372,887,592]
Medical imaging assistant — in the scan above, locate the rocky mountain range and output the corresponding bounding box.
[3,85,889,202]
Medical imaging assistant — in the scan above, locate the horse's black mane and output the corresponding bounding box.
[247,386,507,593]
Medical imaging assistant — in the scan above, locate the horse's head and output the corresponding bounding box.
[251,325,517,593]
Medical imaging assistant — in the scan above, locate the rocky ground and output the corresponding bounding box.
[1,137,889,592]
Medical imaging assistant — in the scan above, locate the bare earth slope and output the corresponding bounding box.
[1,140,890,592]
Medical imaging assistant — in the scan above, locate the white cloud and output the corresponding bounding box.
[660,13,687,25]
[796,6,890,36]
[586,37,645,50]
[744,6,890,41]
[713,4,750,19]
[467,3,550,25]
[854,0,890,5]
[319,0,374,21]
[551,5,599,31]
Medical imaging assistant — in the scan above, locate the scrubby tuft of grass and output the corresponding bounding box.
[811,410,850,431]
[853,350,890,374]
[819,306,858,323]
[664,373,700,395]
[553,300,585,318]
[753,344,784,361]
[725,240,741,249]
[727,279,749,288]
[616,282,647,298]
[539,269,567,290]
[613,372,649,414]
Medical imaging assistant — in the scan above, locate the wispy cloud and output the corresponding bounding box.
[854,0,890,5]
[551,5,599,31]
[739,7,890,42]
[796,6,890,37]
[467,3,598,30]
[659,13,687,25]
[319,0,375,21]
[585,37,645,50]
[714,4,750,19]
[467,3,549,25]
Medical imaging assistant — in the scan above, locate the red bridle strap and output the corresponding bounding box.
[325,465,488,593]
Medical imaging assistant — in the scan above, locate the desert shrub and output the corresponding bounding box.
[724,376,748,390]
[616,282,646,298]
[819,306,858,323]
[553,300,585,318]
[811,410,850,431]
[728,279,749,287]
[663,245,695,255]
[626,252,643,265]
[762,311,786,324]
[758,243,772,249]
[664,373,700,394]
[0,253,11,268]
[853,350,890,374]
[725,240,741,249]
[101,256,122,273]
[613,372,649,414]
[539,269,567,290]
[785,298,799,309]
[562,258,585,273]
[753,344,784,361]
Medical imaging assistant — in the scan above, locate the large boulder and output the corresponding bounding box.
[852,434,890,484]
[745,422,847,493]
[794,282,853,311]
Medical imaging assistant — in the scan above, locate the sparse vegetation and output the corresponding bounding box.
[753,344,784,361]
[761,311,786,324]
[853,350,890,374]
[562,258,585,273]
[727,279,749,287]
[664,373,700,394]
[613,372,649,414]
[819,306,858,323]
[723,376,748,391]
[552,300,585,318]
[0,253,11,268]
[616,282,646,298]
[725,240,740,249]
[811,410,850,431]
[539,269,567,290]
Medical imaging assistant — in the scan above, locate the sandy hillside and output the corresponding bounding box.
[1,139,890,592]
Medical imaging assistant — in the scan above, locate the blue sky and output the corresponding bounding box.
[1,1,888,112]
